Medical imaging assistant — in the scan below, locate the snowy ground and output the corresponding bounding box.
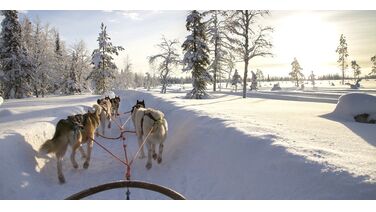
[1,82,376,199]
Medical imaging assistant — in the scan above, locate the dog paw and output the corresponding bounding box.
[152,153,157,160]
[58,175,66,184]
[157,157,162,164]
[83,162,89,169]
[146,163,152,170]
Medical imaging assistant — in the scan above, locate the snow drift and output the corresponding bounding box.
[332,93,376,120]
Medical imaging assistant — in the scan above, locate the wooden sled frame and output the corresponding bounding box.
[65,180,186,200]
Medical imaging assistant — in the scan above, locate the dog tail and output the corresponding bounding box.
[39,139,57,154]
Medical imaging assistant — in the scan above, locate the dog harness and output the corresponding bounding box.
[140,112,164,134]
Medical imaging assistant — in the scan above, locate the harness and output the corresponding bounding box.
[140,112,164,134]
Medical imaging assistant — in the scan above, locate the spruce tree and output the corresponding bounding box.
[0,10,33,99]
[182,10,211,99]
[87,23,124,94]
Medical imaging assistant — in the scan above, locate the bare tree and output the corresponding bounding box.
[149,36,180,94]
[227,10,273,98]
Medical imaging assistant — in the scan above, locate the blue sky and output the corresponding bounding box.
[7,10,376,77]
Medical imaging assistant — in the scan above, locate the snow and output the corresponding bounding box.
[332,93,376,120]
[0,96,3,106]
[1,86,376,199]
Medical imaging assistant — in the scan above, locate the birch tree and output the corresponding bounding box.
[227,10,273,98]
[148,36,180,93]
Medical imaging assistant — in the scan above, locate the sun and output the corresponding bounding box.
[272,12,339,76]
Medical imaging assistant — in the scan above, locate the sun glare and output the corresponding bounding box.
[273,12,339,75]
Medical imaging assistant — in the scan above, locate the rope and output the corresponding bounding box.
[121,115,132,129]
[129,126,154,166]
[89,137,129,167]
[89,106,156,200]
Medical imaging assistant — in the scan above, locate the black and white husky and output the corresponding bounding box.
[131,100,168,169]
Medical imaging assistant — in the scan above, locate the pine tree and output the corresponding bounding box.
[148,36,180,94]
[0,10,33,99]
[351,60,361,79]
[336,34,349,85]
[369,55,376,77]
[227,10,273,98]
[87,23,124,94]
[182,10,211,99]
[289,57,304,87]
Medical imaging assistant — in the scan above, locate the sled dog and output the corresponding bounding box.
[39,104,102,184]
[97,98,112,135]
[131,100,168,169]
[106,96,121,117]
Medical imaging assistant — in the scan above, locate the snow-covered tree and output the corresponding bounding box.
[0,10,34,99]
[225,51,236,88]
[369,55,376,77]
[144,72,151,91]
[121,55,134,89]
[148,36,180,94]
[30,21,55,97]
[63,40,91,94]
[336,34,349,85]
[231,69,242,92]
[290,57,304,87]
[308,71,315,87]
[182,10,211,99]
[351,60,361,79]
[227,10,273,98]
[256,69,264,81]
[87,23,124,94]
[203,10,230,92]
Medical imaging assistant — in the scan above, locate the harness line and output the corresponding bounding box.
[90,107,157,199]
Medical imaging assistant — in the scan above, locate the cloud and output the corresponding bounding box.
[120,11,142,21]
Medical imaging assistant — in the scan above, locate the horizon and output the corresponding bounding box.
[2,10,376,78]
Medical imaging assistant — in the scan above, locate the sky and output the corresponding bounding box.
[3,10,376,78]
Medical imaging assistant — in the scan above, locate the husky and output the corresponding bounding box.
[39,104,102,184]
[106,96,121,117]
[97,98,112,135]
[131,100,168,169]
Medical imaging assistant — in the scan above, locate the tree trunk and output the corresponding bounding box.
[341,59,345,85]
[243,60,248,98]
[213,37,218,92]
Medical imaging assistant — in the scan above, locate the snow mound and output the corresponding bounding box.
[332,93,376,118]
[0,109,15,117]
[103,91,115,99]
